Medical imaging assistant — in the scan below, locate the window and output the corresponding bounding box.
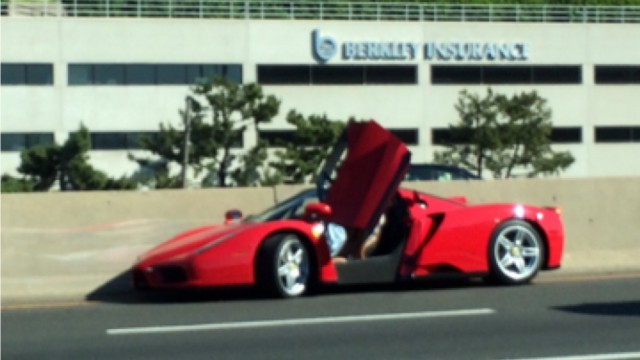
[550,127,582,143]
[68,64,242,85]
[259,130,298,146]
[126,65,156,85]
[95,64,125,84]
[431,128,469,145]
[534,66,582,84]
[595,66,640,84]
[218,65,242,84]
[90,132,159,150]
[1,63,53,85]
[483,66,530,84]
[432,66,482,85]
[1,133,55,151]
[389,129,419,145]
[432,65,582,85]
[68,64,93,85]
[595,126,640,143]
[312,65,364,84]
[257,65,417,85]
[258,66,310,85]
[157,65,187,84]
[366,65,417,84]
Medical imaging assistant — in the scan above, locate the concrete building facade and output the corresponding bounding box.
[2,9,639,180]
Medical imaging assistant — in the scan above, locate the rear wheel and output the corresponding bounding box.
[257,233,312,298]
[488,220,545,285]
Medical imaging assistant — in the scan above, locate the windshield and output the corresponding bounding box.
[242,125,346,224]
[244,189,318,223]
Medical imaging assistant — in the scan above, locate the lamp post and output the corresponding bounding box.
[180,96,193,188]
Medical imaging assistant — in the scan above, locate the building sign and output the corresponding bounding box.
[425,43,528,61]
[312,30,529,63]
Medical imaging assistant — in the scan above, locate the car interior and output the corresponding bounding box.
[334,194,411,285]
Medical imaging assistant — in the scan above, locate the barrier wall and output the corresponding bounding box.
[2,177,639,304]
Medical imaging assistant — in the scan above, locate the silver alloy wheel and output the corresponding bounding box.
[276,237,309,297]
[493,224,542,281]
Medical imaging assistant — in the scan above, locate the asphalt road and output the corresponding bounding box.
[3,276,640,360]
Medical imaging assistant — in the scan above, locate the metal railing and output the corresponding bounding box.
[2,0,639,23]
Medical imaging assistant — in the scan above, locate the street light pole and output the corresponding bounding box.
[180,96,191,188]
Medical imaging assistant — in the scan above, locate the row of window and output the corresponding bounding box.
[258,129,420,145]
[3,126,638,152]
[1,133,55,151]
[68,64,243,85]
[3,63,639,85]
[0,131,237,152]
[257,65,417,85]
[431,65,582,84]
[1,64,54,85]
[431,127,583,144]
[431,126,640,144]
[431,127,584,144]
[0,63,243,85]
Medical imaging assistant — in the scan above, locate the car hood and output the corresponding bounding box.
[136,222,263,265]
[317,120,410,235]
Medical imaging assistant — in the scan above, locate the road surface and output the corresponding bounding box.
[3,275,640,360]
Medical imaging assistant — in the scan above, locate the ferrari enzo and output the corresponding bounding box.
[132,120,564,298]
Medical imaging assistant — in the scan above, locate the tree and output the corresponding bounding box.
[434,89,501,178]
[134,96,216,188]
[1,175,36,193]
[230,139,284,187]
[435,89,574,179]
[197,78,281,187]
[269,111,346,184]
[127,156,183,189]
[14,125,137,191]
[138,78,280,188]
[490,91,575,178]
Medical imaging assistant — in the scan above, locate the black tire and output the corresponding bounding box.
[256,233,313,298]
[487,220,545,285]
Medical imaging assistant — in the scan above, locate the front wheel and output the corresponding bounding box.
[488,220,545,285]
[256,233,312,298]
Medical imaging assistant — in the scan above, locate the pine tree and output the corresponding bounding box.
[435,89,574,178]
[15,125,137,191]
[270,111,346,184]
[136,78,281,187]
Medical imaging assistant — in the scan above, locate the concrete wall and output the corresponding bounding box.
[1,187,276,303]
[2,177,639,304]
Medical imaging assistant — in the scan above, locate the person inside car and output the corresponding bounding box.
[328,212,387,264]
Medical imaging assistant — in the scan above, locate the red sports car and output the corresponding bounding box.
[132,121,564,298]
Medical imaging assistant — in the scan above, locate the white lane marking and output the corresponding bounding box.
[503,352,640,360]
[107,308,494,336]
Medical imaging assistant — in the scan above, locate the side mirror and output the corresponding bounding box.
[405,191,428,208]
[303,202,332,222]
[224,209,243,225]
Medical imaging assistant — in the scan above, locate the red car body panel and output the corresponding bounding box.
[326,120,410,233]
[132,120,564,292]
[397,189,564,278]
[134,220,339,289]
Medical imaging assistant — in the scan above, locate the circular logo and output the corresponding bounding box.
[313,30,338,63]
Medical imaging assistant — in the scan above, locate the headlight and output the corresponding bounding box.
[311,222,325,240]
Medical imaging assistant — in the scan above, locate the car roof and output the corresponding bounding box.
[407,163,480,181]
